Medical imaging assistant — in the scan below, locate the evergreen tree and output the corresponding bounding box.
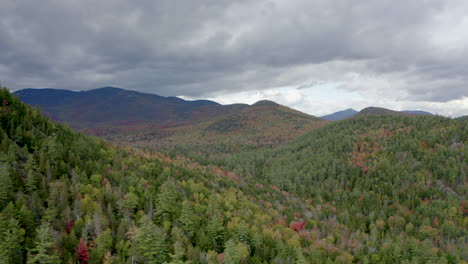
[90,229,113,263]
[156,179,179,222]
[0,216,25,264]
[132,216,168,264]
[178,201,195,237]
[0,162,12,208]
[224,239,240,264]
[27,222,60,264]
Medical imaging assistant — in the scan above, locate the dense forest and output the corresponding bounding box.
[204,112,468,263]
[1,87,467,263]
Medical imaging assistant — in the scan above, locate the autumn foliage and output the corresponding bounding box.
[76,238,90,264]
[290,220,307,231]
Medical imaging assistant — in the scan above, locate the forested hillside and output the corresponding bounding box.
[108,100,328,155]
[13,87,219,128]
[208,114,468,263]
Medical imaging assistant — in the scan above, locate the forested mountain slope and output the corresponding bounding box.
[14,88,328,156]
[320,108,433,122]
[211,114,468,263]
[357,107,423,116]
[321,109,358,121]
[105,100,328,156]
[13,87,219,128]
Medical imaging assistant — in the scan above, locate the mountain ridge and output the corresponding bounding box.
[13,87,220,128]
[321,108,358,121]
[14,87,328,154]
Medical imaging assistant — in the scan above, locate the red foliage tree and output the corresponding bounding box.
[290,220,306,231]
[65,219,74,234]
[76,238,90,264]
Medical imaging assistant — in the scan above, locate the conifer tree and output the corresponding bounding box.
[27,222,60,264]
[0,217,25,264]
[223,239,240,264]
[179,201,195,237]
[157,179,179,222]
[0,162,12,208]
[132,216,168,264]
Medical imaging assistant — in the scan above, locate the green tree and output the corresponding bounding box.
[0,162,12,208]
[156,179,179,222]
[90,229,113,263]
[179,201,195,237]
[132,216,168,264]
[223,239,248,264]
[27,222,60,264]
[0,216,25,264]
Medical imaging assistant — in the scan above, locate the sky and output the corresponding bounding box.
[1,0,467,117]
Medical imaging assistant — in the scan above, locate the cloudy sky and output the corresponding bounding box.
[1,0,467,117]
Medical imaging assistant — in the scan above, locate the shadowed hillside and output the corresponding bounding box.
[14,87,219,128]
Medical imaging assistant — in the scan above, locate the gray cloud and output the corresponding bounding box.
[1,0,467,104]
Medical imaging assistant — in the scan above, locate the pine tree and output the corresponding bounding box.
[0,162,12,208]
[90,229,113,263]
[132,216,168,264]
[206,216,225,251]
[24,154,37,192]
[294,247,307,264]
[223,239,240,264]
[156,179,179,222]
[179,201,195,237]
[27,222,60,264]
[0,216,25,264]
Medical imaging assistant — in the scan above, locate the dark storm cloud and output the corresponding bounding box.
[1,0,467,102]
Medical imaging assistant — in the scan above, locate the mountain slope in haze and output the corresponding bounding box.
[13,87,219,128]
[0,87,354,263]
[358,106,429,116]
[213,113,467,263]
[320,108,358,121]
[322,108,434,121]
[402,110,434,115]
[15,87,329,155]
[100,99,329,155]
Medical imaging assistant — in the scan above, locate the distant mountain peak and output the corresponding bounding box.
[321,108,358,121]
[401,110,433,115]
[252,100,279,107]
[359,107,433,116]
[359,106,398,115]
[88,86,124,92]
